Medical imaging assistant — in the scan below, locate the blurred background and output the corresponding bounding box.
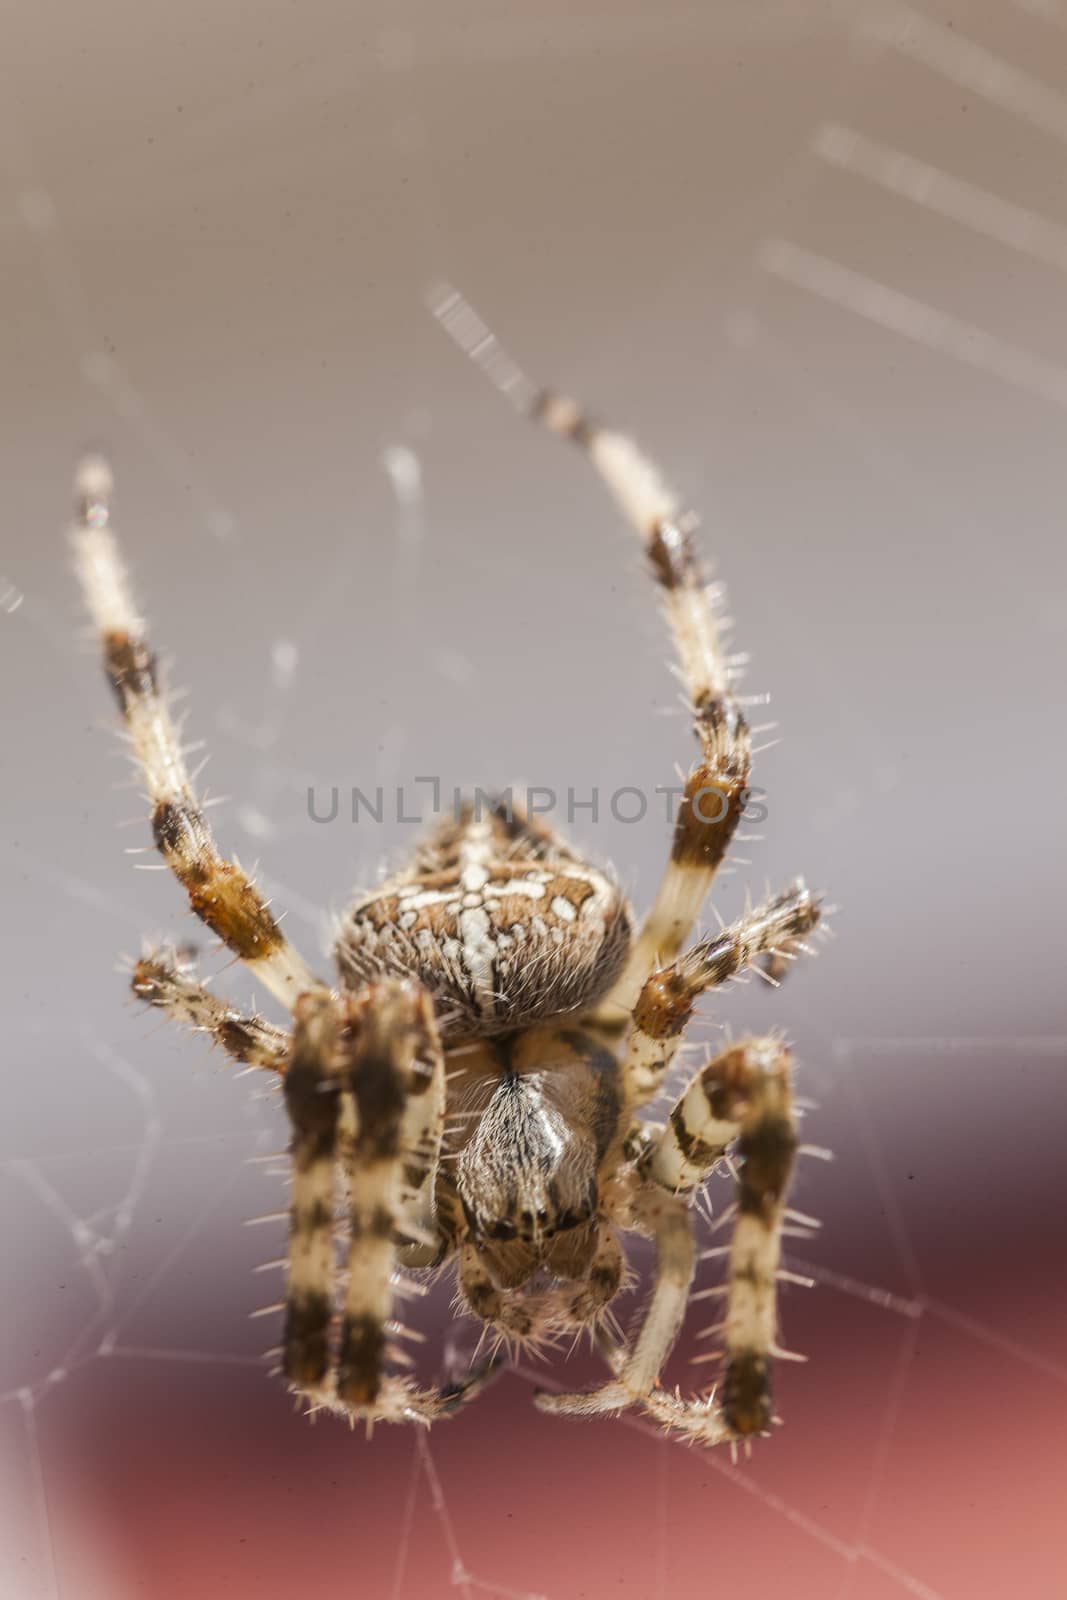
[2,1,1065,1596]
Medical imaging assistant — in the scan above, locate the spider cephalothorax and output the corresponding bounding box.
[74,288,826,1447]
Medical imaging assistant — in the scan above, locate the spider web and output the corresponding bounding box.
[2,3,1066,1596]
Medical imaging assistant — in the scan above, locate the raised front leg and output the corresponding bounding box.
[430,286,754,1018]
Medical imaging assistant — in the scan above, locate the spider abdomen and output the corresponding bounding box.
[335,804,632,1040]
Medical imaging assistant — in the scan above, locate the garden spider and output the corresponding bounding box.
[70,288,825,1445]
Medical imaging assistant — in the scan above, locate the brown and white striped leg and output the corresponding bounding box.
[131,947,290,1072]
[622,881,820,1108]
[335,981,440,1409]
[713,1039,799,1436]
[535,1193,695,1418]
[430,287,750,1018]
[282,990,344,1394]
[283,980,455,1422]
[71,458,319,1009]
[548,437,751,1015]
[646,1042,752,1194]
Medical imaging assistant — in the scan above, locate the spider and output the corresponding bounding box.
[70,287,825,1446]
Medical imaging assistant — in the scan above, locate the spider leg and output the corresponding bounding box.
[283,980,458,1426]
[403,1351,506,1424]
[652,1038,800,1438]
[645,1042,748,1194]
[534,1191,693,1418]
[334,982,444,1408]
[384,983,447,1269]
[535,1039,800,1441]
[70,458,319,1009]
[131,946,290,1072]
[282,990,343,1394]
[621,881,820,1109]
[430,287,750,1017]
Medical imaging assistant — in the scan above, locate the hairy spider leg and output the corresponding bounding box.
[429,286,752,1020]
[131,947,290,1072]
[71,457,319,1009]
[621,882,820,1109]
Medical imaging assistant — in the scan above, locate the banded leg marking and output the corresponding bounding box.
[283,991,343,1391]
[71,458,318,1009]
[647,1043,752,1193]
[429,286,751,1016]
[337,982,440,1407]
[282,982,450,1414]
[131,948,290,1073]
[564,475,751,1012]
[715,1041,799,1437]
[623,882,820,1107]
